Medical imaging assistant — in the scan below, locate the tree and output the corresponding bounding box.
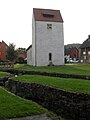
[6,43,18,62]
[16,48,27,64]
[17,48,26,54]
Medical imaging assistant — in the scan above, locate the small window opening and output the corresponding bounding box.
[47,24,52,29]
[43,14,54,18]
[49,53,52,61]
[74,54,76,57]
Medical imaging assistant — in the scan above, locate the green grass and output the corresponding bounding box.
[14,63,90,76]
[0,72,10,77]
[0,87,48,119]
[14,75,90,94]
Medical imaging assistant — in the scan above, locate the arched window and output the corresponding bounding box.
[49,53,52,61]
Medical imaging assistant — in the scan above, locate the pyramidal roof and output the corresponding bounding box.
[33,8,63,22]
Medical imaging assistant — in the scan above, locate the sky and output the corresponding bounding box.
[0,0,90,48]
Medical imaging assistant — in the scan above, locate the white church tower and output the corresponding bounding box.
[27,8,64,66]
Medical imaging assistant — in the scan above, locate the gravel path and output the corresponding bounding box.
[7,114,51,120]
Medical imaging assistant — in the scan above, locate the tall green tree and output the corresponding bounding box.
[6,43,18,62]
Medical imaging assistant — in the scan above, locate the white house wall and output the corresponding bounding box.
[32,15,36,66]
[27,15,35,66]
[35,21,64,66]
[27,47,32,65]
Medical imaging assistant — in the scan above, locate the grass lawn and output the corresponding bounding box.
[14,63,90,76]
[0,87,48,119]
[0,72,10,77]
[14,75,90,94]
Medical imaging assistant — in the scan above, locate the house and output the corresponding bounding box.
[26,45,32,65]
[64,44,81,62]
[27,8,64,66]
[17,48,27,59]
[0,40,8,61]
[16,48,27,63]
[65,46,80,61]
[70,47,79,59]
[80,35,90,62]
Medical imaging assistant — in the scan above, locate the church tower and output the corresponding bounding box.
[27,8,64,66]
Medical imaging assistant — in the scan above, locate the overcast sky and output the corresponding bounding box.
[0,0,90,48]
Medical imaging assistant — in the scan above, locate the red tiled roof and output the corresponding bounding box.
[33,8,63,22]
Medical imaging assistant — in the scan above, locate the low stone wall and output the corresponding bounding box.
[5,78,90,120]
[0,68,90,80]
[0,77,8,86]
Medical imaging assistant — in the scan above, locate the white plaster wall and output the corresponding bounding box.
[32,15,36,66]
[35,21,64,66]
[27,48,32,65]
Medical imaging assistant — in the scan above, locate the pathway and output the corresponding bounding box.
[7,114,51,120]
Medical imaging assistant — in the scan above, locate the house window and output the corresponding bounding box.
[83,51,86,55]
[84,56,86,60]
[47,24,52,29]
[74,54,76,57]
[88,51,90,55]
[49,53,52,61]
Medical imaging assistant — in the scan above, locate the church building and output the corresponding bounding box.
[27,8,64,66]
